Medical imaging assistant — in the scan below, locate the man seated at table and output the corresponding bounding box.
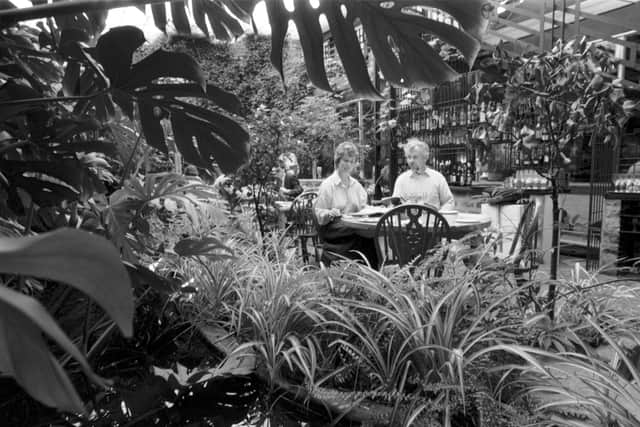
[315,141,378,267]
[393,137,455,211]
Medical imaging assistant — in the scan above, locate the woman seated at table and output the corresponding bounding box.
[315,141,378,267]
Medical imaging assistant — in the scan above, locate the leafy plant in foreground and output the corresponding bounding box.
[0,228,133,413]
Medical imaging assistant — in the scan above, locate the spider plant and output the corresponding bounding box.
[554,264,640,348]
[311,255,536,426]
[227,232,330,388]
[479,321,640,427]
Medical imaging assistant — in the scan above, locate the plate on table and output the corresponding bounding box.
[343,215,379,223]
[349,206,389,217]
[455,218,481,224]
[356,217,381,223]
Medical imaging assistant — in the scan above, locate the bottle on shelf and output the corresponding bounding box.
[466,161,474,186]
[541,123,550,143]
[449,161,456,185]
[535,119,543,140]
[459,104,467,126]
[479,101,487,123]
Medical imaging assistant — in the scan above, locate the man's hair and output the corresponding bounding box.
[403,137,429,157]
[334,141,359,166]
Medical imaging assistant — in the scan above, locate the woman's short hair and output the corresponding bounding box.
[403,137,429,157]
[334,141,359,166]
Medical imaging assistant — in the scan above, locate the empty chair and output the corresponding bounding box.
[374,204,450,269]
[507,201,540,279]
[288,192,320,263]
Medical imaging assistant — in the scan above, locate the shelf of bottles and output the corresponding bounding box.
[612,129,640,194]
[400,72,483,187]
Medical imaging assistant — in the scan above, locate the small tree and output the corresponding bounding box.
[473,39,640,313]
[237,106,284,238]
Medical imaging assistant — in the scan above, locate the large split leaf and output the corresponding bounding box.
[124,48,206,91]
[265,0,492,98]
[167,100,249,172]
[134,83,243,116]
[27,0,106,40]
[170,0,192,34]
[154,0,251,39]
[0,79,48,122]
[87,26,249,173]
[0,159,101,205]
[0,228,134,336]
[95,25,146,87]
[5,0,483,101]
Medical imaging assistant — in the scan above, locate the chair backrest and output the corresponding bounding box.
[508,201,540,266]
[289,192,319,236]
[374,204,450,268]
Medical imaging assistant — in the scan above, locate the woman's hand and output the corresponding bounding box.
[328,208,342,221]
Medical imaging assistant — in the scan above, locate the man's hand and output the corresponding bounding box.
[328,208,342,220]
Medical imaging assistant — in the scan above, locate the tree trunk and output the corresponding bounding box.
[548,176,560,318]
[373,61,383,199]
[254,186,265,239]
[389,86,399,189]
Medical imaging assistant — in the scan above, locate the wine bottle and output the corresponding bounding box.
[449,161,456,185]
[471,104,478,125]
[479,101,487,123]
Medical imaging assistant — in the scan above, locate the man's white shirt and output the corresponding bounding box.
[392,167,454,210]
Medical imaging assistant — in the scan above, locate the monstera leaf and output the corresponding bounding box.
[0,159,105,207]
[25,0,107,40]
[150,0,490,96]
[63,26,250,173]
[155,0,249,39]
[265,0,491,98]
[3,0,490,99]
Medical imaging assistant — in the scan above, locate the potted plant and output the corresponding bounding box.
[470,38,640,313]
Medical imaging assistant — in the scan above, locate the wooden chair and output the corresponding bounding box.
[288,192,320,263]
[507,201,540,277]
[374,204,450,269]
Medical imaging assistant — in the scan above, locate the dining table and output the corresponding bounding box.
[337,207,492,240]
